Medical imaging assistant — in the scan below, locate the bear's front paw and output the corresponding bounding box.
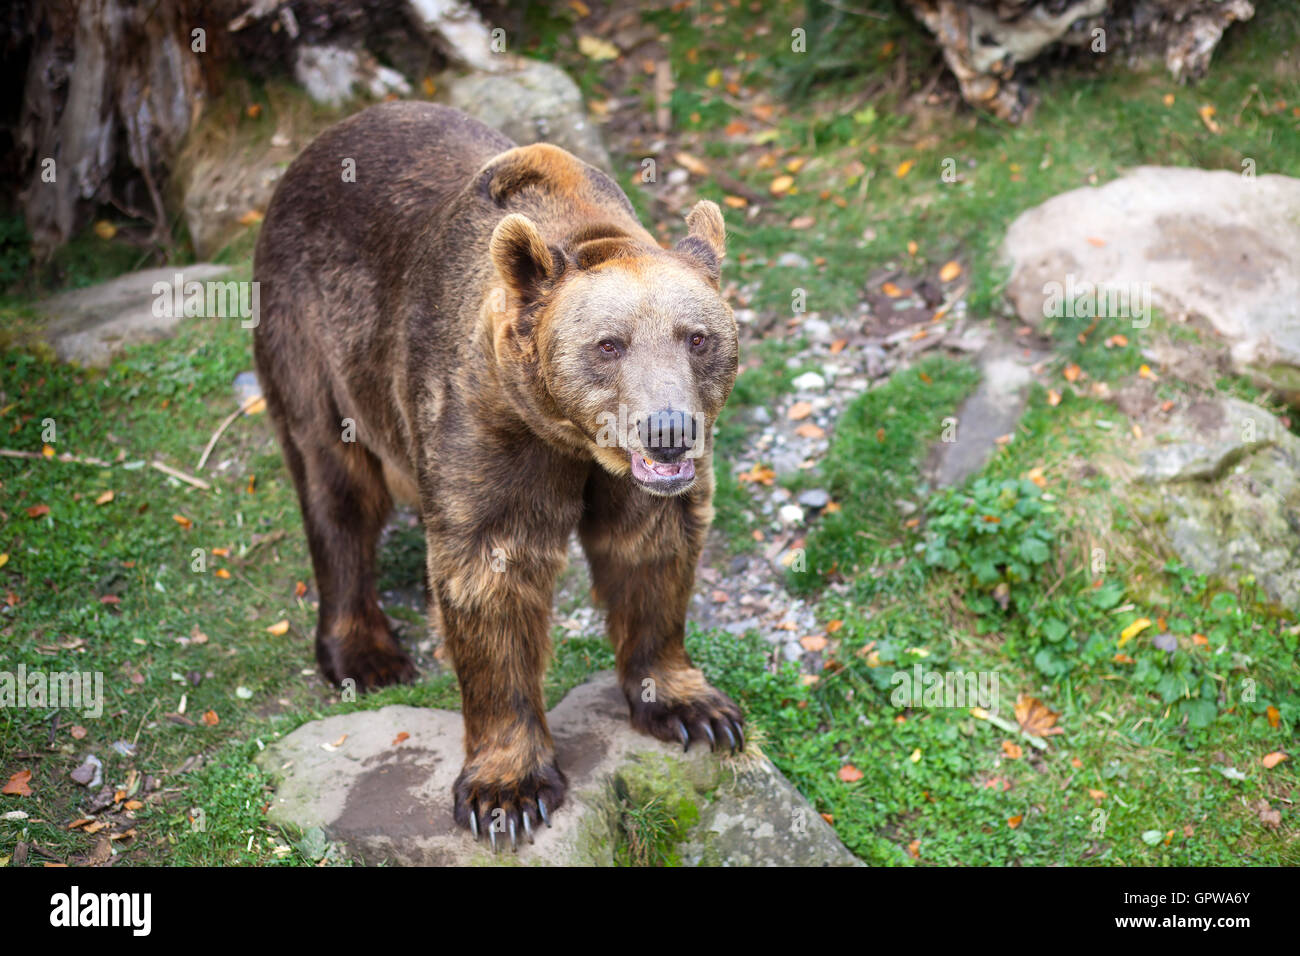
[453,758,567,852]
[316,627,418,691]
[626,678,745,754]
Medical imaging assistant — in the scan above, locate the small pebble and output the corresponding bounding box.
[778,504,805,525]
[797,488,830,510]
[792,372,827,392]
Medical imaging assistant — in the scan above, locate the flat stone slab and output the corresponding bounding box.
[927,340,1048,488]
[257,672,859,866]
[39,264,232,366]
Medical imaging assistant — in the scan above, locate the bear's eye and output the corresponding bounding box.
[598,340,621,357]
[689,333,707,351]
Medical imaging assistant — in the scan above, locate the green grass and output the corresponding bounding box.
[703,386,1298,865]
[788,353,980,590]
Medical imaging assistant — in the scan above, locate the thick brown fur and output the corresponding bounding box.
[253,103,741,837]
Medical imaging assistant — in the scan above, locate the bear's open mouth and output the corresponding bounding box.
[628,449,696,493]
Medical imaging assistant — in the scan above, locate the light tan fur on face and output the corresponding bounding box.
[533,254,738,478]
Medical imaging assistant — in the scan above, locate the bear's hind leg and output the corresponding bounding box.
[269,411,417,692]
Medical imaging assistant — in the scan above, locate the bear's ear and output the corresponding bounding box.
[674,200,726,285]
[490,214,558,305]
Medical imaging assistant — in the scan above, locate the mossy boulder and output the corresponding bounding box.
[256,672,859,866]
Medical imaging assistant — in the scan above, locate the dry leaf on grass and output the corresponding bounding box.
[1014,695,1064,737]
[3,770,33,796]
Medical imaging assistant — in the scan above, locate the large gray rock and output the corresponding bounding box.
[1133,397,1300,609]
[1004,166,1300,397]
[39,264,231,366]
[440,59,611,171]
[257,672,859,866]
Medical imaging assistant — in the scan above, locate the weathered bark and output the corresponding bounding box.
[906,0,1256,122]
[16,0,204,257]
[6,0,498,259]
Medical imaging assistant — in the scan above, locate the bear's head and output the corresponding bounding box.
[490,200,737,497]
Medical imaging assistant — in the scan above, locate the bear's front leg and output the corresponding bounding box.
[426,464,581,850]
[579,458,745,753]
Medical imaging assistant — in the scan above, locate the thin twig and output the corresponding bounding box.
[197,393,263,471]
[0,448,110,467]
[4,446,211,491]
[150,460,211,491]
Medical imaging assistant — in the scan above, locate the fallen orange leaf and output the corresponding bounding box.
[838,764,864,782]
[938,260,962,282]
[1015,695,1064,737]
[1002,740,1023,759]
[1262,751,1288,769]
[3,769,33,796]
[266,619,290,636]
[1007,815,1023,829]
[787,401,813,421]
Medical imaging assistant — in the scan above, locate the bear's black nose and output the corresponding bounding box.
[638,409,697,461]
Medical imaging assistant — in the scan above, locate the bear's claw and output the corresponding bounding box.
[629,686,746,756]
[454,763,565,853]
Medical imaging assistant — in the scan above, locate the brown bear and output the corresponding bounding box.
[253,101,743,850]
